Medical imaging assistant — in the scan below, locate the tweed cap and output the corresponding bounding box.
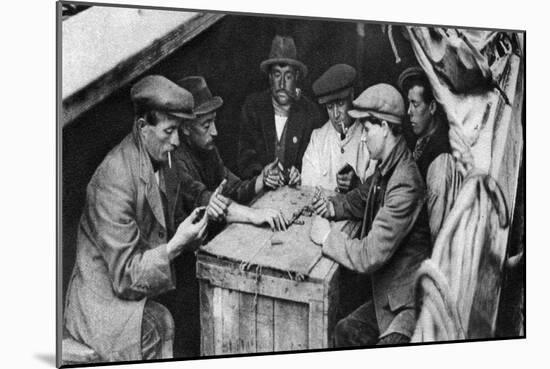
[260,35,308,77]
[397,66,425,92]
[348,83,405,125]
[312,64,357,104]
[131,75,195,119]
[178,76,223,116]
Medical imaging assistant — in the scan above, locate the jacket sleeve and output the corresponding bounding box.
[237,98,264,179]
[330,179,372,221]
[222,166,258,205]
[322,172,425,273]
[86,170,175,301]
[301,131,320,188]
[174,170,213,226]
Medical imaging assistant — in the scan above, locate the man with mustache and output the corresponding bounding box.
[302,64,375,193]
[398,67,461,241]
[64,75,209,362]
[164,75,287,357]
[237,35,321,186]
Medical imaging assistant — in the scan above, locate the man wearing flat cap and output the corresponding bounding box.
[64,75,209,362]
[398,66,461,242]
[237,35,321,186]
[302,63,375,193]
[164,75,288,357]
[311,83,431,347]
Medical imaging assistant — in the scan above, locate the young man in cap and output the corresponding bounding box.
[165,76,288,357]
[64,75,209,362]
[311,83,431,347]
[398,66,462,241]
[237,35,321,185]
[302,63,374,193]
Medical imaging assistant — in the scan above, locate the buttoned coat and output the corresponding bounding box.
[64,126,183,361]
[237,89,321,179]
[322,137,432,339]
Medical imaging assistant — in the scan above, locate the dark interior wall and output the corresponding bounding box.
[62,13,417,297]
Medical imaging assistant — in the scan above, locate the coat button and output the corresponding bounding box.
[341,148,345,153]
[292,136,298,144]
[158,230,165,239]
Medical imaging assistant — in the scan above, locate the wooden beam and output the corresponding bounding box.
[61,7,224,127]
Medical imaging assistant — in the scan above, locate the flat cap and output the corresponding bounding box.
[397,66,425,92]
[348,83,405,125]
[131,75,195,119]
[313,64,357,104]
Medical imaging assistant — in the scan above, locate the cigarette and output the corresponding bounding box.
[168,151,172,169]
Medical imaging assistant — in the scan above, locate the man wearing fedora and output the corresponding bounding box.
[164,75,288,357]
[398,66,461,242]
[302,63,375,193]
[64,75,209,362]
[237,35,321,185]
[311,84,431,347]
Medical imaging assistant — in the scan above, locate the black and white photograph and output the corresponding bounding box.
[55,0,527,367]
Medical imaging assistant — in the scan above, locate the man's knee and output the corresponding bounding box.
[377,333,410,346]
[141,301,174,359]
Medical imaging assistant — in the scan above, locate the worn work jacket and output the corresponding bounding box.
[237,89,321,179]
[322,136,431,339]
[64,126,182,361]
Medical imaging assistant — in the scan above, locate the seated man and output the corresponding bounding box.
[312,84,431,347]
[398,66,462,241]
[163,75,287,357]
[302,63,374,193]
[64,75,209,361]
[237,35,321,184]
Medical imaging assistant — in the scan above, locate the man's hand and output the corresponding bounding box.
[336,167,359,193]
[287,166,301,187]
[261,159,284,190]
[167,206,208,260]
[207,179,231,221]
[251,208,288,231]
[312,195,335,219]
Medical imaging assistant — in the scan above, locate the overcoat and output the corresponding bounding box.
[64,125,182,361]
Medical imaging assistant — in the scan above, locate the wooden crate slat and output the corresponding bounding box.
[221,289,240,353]
[199,281,215,356]
[239,293,257,352]
[273,300,309,351]
[308,301,325,349]
[212,286,224,354]
[255,296,274,353]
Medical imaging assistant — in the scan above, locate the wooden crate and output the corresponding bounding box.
[197,253,339,354]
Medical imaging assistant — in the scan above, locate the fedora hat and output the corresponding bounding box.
[260,35,308,77]
[178,76,223,116]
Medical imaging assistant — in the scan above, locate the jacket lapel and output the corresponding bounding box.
[259,91,277,160]
[137,135,166,230]
[283,99,306,168]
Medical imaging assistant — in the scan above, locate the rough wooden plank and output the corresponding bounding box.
[197,260,325,303]
[255,296,274,353]
[308,301,325,349]
[239,292,257,353]
[62,7,224,126]
[273,299,309,351]
[221,289,240,354]
[199,281,215,356]
[325,263,340,348]
[212,286,223,354]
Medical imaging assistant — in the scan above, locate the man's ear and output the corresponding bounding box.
[137,117,148,133]
[181,120,191,136]
[381,120,389,137]
[429,100,437,116]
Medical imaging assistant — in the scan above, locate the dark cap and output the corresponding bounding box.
[313,64,357,104]
[397,66,425,92]
[348,83,405,125]
[131,75,195,119]
[178,76,223,116]
[260,35,308,77]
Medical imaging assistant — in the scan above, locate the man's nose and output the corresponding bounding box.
[171,130,180,147]
[332,106,340,118]
[210,122,218,137]
[278,77,285,89]
[407,104,413,116]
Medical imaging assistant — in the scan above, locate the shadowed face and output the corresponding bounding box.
[359,117,386,161]
[183,112,218,151]
[407,85,435,137]
[326,98,353,133]
[269,64,298,106]
[140,111,181,162]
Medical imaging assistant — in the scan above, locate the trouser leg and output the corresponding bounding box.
[376,333,410,345]
[141,300,174,360]
[334,300,380,348]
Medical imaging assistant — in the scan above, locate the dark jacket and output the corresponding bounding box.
[414,120,452,180]
[322,136,431,339]
[237,89,322,179]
